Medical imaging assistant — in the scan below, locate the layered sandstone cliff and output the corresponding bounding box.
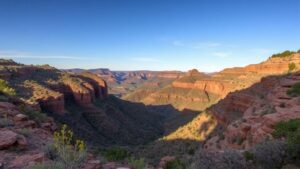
[0,61,108,114]
[130,52,300,111]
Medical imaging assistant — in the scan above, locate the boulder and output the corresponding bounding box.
[0,128,18,149]
[13,114,28,122]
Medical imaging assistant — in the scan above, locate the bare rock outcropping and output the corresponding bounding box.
[204,71,300,151]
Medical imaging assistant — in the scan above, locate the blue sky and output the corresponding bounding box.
[0,0,300,72]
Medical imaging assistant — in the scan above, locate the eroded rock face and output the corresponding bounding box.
[80,72,108,99]
[204,72,300,151]
[0,61,109,114]
[38,96,65,114]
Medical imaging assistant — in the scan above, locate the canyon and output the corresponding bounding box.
[0,50,300,169]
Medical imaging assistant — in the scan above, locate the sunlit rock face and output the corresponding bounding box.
[204,71,300,151]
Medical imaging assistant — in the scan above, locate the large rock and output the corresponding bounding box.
[0,128,18,149]
[9,152,45,168]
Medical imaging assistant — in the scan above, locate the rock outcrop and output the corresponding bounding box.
[130,53,300,111]
[0,62,108,114]
[204,71,300,151]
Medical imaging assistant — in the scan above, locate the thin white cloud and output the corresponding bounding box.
[0,50,85,60]
[172,40,221,49]
[131,57,160,62]
[212,52,231,58]
[172,40,185,47]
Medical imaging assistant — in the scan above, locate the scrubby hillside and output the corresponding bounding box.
[204,71,300,151]
[186,71,300,169]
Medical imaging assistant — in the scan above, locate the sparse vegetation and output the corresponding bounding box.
[288,63,297,72]
[0,79,16,96]
[0,116,12,127]
[243,151,254,161]
[271,50,295,58]
[18,128,32,137]
[165,159,186,169]
[44,144,58,160]
[250,140,286,169]
[27,163,64,169]
[287,82,300,97]
[18,105,48,124]
[31,125,87,169]
[272,119,300,162]
[190,150,247,169]
[128,157,147,169]
[103,147,129,161]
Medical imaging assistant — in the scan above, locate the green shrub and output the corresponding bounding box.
[0,117,12,127]
[243,151,254,161]
[287,83,300,97]
[18,128,32,137]
[250,140,286,169]
[128,157,146,169]
[18,105,48,124]
[0,79,16,96]
[44,144,58,160]
[53,124,87,169]
[288,63,297,72]
[103,147,129,161]
[271,50,295,58]
[30,125,88,169]
[272,119,300,162]
[27,162,64,169]
[165,159,186,169]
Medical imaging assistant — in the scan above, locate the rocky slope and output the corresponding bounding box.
[125,52,300,111]
[204,71,300,151]
[0,59,165,146]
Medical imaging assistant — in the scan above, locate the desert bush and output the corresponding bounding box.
[0,116,12,127]
[272,119,300,164]
[243,151,254,161]
[52,124,87,169]
[103,147,129,161]
[189,149,247,169]
[53,125,87,168]
[18,105,48,124]
[0,79,16,96]
[287,83,300,97]
[44,144,58,160]
[165,159,186,169]
[27,162,64,169]
[271,50,295,58]
[249,140,286,169]
[128,157,147,169]
[18,128,32,137]
[288,63,297,72]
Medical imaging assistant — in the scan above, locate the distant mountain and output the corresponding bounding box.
[125,51,300,111]
[65,68,185,97]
